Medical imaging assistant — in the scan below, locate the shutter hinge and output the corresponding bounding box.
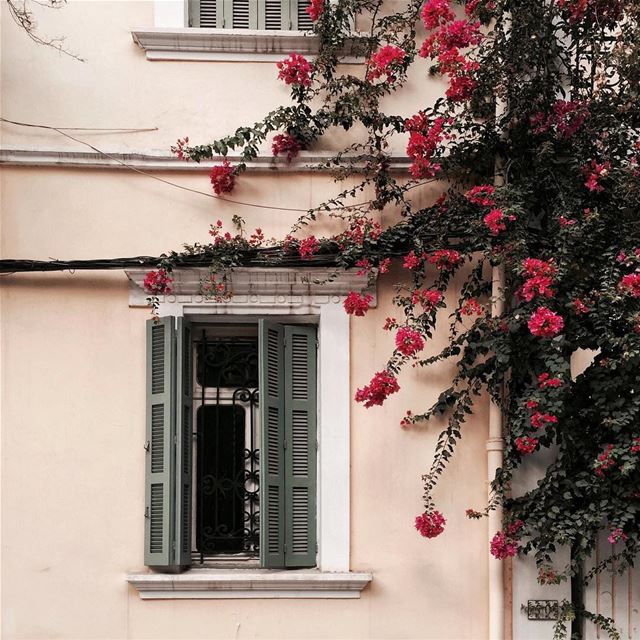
[172,542,176,551]
[283,438,287,450]
[144,441,150,452]
[144,506,149,519]
[316,542,319,553]
[315,339,319,350]
[284,543,288,554]
[316,439,319,451]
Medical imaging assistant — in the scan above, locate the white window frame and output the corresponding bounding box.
[130,1,363,62]
[125,267,373,598]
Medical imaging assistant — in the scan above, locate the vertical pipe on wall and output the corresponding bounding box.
[488,264,505,640]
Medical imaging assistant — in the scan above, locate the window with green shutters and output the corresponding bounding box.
[144,317,317,572]
[188,0,314,30]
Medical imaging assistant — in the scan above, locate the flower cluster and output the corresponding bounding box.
[415,510,446,538]
[272,134,301,161]
[528,307,564,338]
[412,289,443,310]
[531,412,558,429]
[465,184,495,207]
[573,298,590,314]
[461,298,483,316]
[277,53,313,87]
[395,327,425,357]
[298,235,320,258]
[334,216,382,247]
[483,209,515,236]
[595,444,616,477]
[209,160,236,195]
[519,258,558,302]
[490,521,523,559]
[538,567,562,585]
[355,370,400,408]
[405,114,445,179]
[607,527,628,545]
[305,0,324,21]
[582,160,610,192]
[619,273,640,297]
[419,0,482,102]
[171,136,190,161]
[515,436,538,455]
[343,292,373,316]
[428,249,462,270]
[403,251,422,270]
[530,100,589,139]
[143,269,173,295]
[366,45,407,82]
[538,373,562,389]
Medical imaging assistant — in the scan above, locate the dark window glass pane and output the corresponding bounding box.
[196,404,246,554]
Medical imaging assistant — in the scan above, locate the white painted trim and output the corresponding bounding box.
[126,569,372,599]
[131,27,365,63]
[126,267,372,574]
[0,148,412,172]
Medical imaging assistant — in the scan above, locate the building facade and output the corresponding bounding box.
[1,2,637,639]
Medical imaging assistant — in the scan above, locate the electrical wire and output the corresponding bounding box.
[1,117,435,213]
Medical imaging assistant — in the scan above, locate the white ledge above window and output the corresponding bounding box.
[127,569,373,599]
[130,27,366,62]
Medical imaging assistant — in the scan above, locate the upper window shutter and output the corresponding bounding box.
[174,318,194,568]
[292,0,313,31]
[259,320,286,568]
[283,325,317,567]
[227,0,259,29]
[261,0,286,30]
[144,317,193,571]
[189,0,224,27]
[144,317,176,568]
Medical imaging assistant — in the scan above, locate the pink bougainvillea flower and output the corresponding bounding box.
[573,298,590,314]
[619,273,640,297]
[528,307,564,338]
[538,373,562,389]
[582,160,610,192]
[403,251,422,270]
[209,160,236,195]
[595,444,616,477]
[490,530,519,559]
[272,134,302,161]
[515,436,538,454]
[276,53,313,87]
[366,44,407,82]
[465,184,496,207]
[343,292,373,317]
[607,527,628,544]
[421,0,455,30]
[461,298,483,316]
[395,326,425,357]
[519,276,555,302]
[379,257,392,274]
[412,289,443,310]
[305,0,324,21]
[483,209,515,235]
[631,438,640,454]
[143,269,173,295]
[355,370,400,408]
[415,510,446,538]
[523,258,558,278]
[428,249,462,270]
[298,235,320,258]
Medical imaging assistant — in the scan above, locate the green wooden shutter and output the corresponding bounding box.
[144,316,193,571]
[174,318,193,567]
[283,325,317,567]
[189,0,224,27]
[291,0,313,30]
[261,0,286,29]
[144,317,176,568]
[259,320,286,568]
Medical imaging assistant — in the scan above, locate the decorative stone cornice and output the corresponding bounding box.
[0,148,412,172]
[130,27,366,62]
[126,569,373,599]
[125,267,375,308]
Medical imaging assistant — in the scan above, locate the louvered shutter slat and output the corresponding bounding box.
[284,325,317,567]
[295,0,313,31]
[144,317,176,568]
[264,0,283,30]
[259,320,286,568]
